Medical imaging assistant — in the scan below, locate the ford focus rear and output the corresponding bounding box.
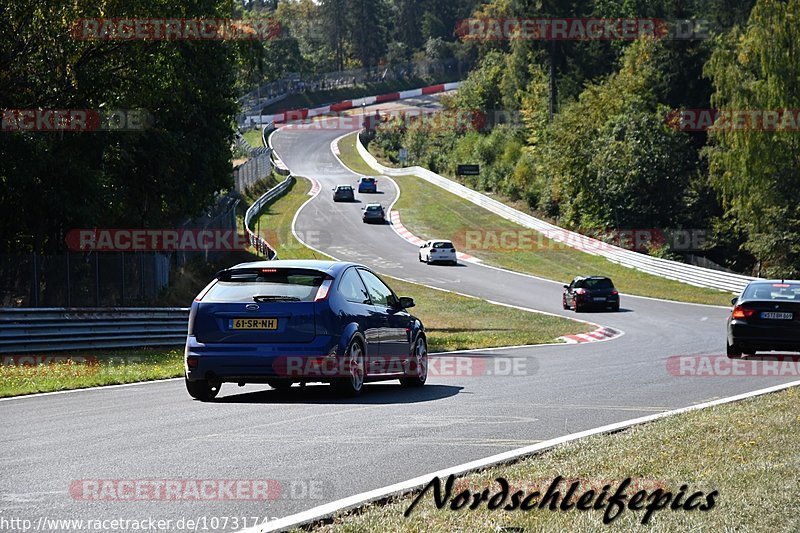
[184,260,427,400]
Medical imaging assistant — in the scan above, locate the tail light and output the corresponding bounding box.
[315,278,333,301]
[450,248,456,252]
[574,288,587,295]
[611,289,618,295]
[731,305,756,319]
[186,356,199,370]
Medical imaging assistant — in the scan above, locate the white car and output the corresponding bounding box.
[419,240,457,265]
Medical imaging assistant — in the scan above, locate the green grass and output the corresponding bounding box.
[303,385,800,532]
[336,133,377,175]
[337,133,734,307]
[0,347,183,398]
[242,127,264,148]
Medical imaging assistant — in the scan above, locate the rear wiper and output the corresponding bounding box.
[252,295,301,302]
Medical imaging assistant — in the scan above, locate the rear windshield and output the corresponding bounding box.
[204,269,327,303]
[366,205,382,211]
[337,185,352,190]
[361,178,375,183]
[433,242,454,249]
[576,278,614,289]
[742,282,800,301]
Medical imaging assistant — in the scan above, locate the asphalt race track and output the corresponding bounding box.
[2,99,797,529]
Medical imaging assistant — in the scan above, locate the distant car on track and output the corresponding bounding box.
[362,203,385,223]
[357,176,379,193]
[563,276,620,312]
[332,184,355,202]
[184,260,427,400]
[419,240,457,265]
[726,279,800,358]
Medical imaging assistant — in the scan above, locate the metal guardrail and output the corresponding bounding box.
[0,307,189,354]
[244,174,294,259]
[355,135,758,294]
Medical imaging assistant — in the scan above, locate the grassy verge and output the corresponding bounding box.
[335,133,377,176]
[337,133,733,307]
[242,127,264,148]
[304,386,800,532]
[0,348,183,398]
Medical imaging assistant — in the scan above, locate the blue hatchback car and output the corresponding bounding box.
[184,260,427,400]
[357,176,378,193]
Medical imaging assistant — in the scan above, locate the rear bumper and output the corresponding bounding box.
[427,253,457,263]
[576,295,619,307]
[184,335,342,382]
[728,321,800,351]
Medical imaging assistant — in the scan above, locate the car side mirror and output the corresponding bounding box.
[563,285,569,289]
[731,297,738,305]
[398,296,415,309]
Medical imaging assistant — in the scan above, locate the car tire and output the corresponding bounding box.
[267,380,293,391]
[726,341,743,359]
[574,301,582,312]
[185,376,220,401]
[562,296,569,310]
[418,254,423,262]
[334,337,366,397]
[400,336,428,388]
[450,260,458,266]
[611,303,620,312]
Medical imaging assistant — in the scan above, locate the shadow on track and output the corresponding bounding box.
[213,383,462,404]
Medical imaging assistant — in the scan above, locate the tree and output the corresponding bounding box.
[704,0,800,276]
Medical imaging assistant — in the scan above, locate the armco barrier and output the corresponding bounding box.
[0,307,189,354]
[355,135,757,294]
[244,175,294,259]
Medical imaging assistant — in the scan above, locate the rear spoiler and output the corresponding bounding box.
[214,267,334,282]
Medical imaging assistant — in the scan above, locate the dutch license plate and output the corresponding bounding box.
[593,297,606,302]
[760,312,793,320]
[230,318,278,330]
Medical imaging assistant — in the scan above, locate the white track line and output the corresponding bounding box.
[239,379,800,532]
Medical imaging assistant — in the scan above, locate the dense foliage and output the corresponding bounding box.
[375,0,799,276]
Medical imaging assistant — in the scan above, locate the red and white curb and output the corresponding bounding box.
[246,81,463,126]
[307,177,321,197]
[389,210,480,263]
[560,326,621,344]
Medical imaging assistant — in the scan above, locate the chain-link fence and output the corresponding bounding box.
[0,252,170,307]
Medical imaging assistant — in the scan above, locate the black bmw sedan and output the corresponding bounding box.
[727,280,800,358]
